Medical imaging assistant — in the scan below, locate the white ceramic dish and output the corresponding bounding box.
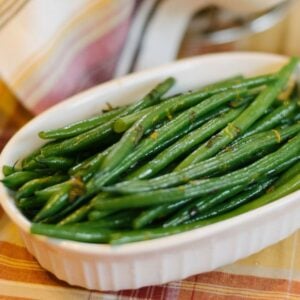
[1,52,300,291]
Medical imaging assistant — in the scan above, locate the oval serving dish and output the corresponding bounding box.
[0,52,300,291]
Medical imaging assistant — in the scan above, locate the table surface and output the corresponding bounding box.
[1,79,300,300]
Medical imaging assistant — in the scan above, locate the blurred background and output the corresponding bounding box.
[0,0,299,148]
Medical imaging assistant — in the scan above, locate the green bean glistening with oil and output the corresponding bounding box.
[2,58,300,245]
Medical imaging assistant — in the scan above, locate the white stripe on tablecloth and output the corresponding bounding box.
[0,0,94,78]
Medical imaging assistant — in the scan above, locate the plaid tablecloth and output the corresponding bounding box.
[1,80,300,300]
[1,0,300,298]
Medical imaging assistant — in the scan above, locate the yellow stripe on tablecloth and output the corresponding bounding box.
[0,255,42,271]
[25,2,132,107]
[0,214,24,246]
[10,0,128,89]
[235,230,300,271]
[173,280,300,300]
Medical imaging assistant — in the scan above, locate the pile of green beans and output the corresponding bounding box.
[2,57,300,245]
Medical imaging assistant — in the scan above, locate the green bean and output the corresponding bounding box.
[1,171,44,190]
[39,107,126,140]
[175,57,299,170]
[2,165,17,176]
[133,198,192,229]
[101,85,266,175]
[69,144,114,181]
[31,223,112,243]
[40,78,175,156]
[238,100,298,139]
[33,185,71,222]
[98,72,277,174]
[294,111,300,121]
[186,178,277,222]
[272,161,300,188]
[35,156,75,170]
[56,191,114,225]
[95,133,300,210]
[87,90,250,190]
[16,175,68,199]
[40,73,275,159]
[122,77,176,113]
[38,193,92,224]
[101,87,247,173]
[128,106,246,179]
[113,106,155,133]
[58,203,93,225]
[88,209,119,221]
[163,184,248,227]
[18,197,47,210]
[34,182,68,201]
[33,178,85,222]
[81,210,140,229]
[108,124,300,193]
[40,120,115,156]
[110,173,300,245]
[21,148,42,169]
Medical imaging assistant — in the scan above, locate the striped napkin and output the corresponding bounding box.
[0,0,290,114]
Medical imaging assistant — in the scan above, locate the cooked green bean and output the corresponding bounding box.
[100,74,275,174]
[35,156,75,170]
[88,89,250,190]
[2,165,17,176]
[1,171,45,190]
[163,184,248,227]
[34,182,67,201]
[33,185,71,222]
[88,209,119,221]
[128,105,246,179]
[58,202,93,225]
[40,78,175,156]
[185,178,276,222]
[176,57,299,170]
[133,198,192,229]
[16,175,68,199]
[5,60,300,246]
[31,223,112,243]
[33,177,85,222]
[39,106,126,140]
[272,161,300,188]
[110,173,300,245]
[238,100,298,139]
[108,124,300,193]
[18,197,47,210]
[95,134,300,210]
[113,106,155,133]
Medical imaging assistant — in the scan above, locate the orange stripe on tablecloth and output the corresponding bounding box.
[0,255,42,271]
[11,0,124,88]
[0,80,32,150]
[0,242,67,286]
